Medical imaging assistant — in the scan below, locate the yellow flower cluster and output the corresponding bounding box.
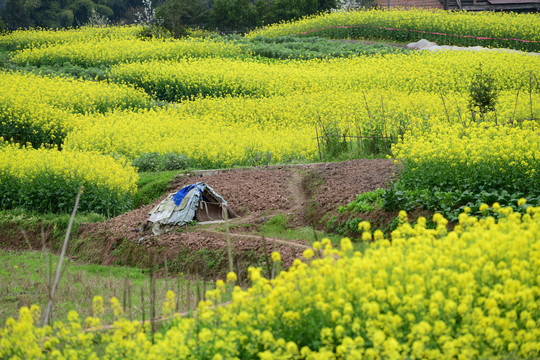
[0,25,141,51]
[2,22,539,212]
[0,143,138,215]
[392,121,540,194]
[61,87,539,166]
[1,71,151,114]
[10,37,246,67]
[108,51,538,101]
[0,71,151,147]
[63,106,316,166]
[2,207,539,358]
[248,8,540,45]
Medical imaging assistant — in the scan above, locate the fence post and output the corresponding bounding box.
[315,126,322,161]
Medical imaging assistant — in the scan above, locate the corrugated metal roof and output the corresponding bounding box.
[488,0,540,4]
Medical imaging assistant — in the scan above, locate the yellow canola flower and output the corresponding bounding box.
[11,37,246,67]
[479,203,490,211]
[249,9,540,46]
[0,71,151,148]
[0,25,141,51]
[108,51,539,100]
[271,252,281,262]
[1,206,539,359]
[226,272,237,283]
[0,144,138,216]
[302,248,315,259]
[392,122,540,197]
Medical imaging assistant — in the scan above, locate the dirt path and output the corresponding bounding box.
[202,230,310,250]
[287,168,309,213]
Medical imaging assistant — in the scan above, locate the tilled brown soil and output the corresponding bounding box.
[170,168,293,215]
[304,159,396,220]
[75,159,395,277]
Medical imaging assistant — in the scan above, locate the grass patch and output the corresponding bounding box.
[262,213,352,246]
[2,62,110,81]
[133,170,179,208]
[0,208,105,246]
[0,49,10,67]
[245,36,409,60]
[0,249,231,326]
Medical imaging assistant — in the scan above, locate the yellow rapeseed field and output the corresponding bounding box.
[61,88,539,167]
[0,25,141,51]
[0,142,138,215]
[10,37,247,67]
[248,9,540,52]
[1,206,539,358]
[392,121,540,195]
[108,51,539,101]
[0,71,151,147]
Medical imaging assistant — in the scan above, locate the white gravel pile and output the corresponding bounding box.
[407,38,539,56]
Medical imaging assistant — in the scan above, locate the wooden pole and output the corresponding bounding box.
[41,187,82,326]
[315,126,322,161]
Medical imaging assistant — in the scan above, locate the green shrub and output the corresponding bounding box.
[132,152,190,172]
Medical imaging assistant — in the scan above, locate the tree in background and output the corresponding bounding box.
[253,0,274,26]
[156,0,209,37]
[335,0,373,10]
[0,0,116,28]
[270,0,336,24]
[2,0,28,29]
[208,0,337,33]
[209,0,258,32]
[71,0,95,25]
[0,0,337,32]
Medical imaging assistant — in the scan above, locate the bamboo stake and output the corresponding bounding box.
[175,276,180,313]
[224,209,233,274]
[141,287,145,325]
[186,279,191,316]
[128,275,132,322]
[196,272,201,306]
[41,187,82,326]
[261,227,271,279]
[203,277,207,301]
[236,261,242,284]
[164,255,169,292]
[150,253,156,344]
[512,86,521,124]
[315,125,322,161]
[123,266,128,314]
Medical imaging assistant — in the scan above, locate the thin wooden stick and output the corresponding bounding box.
[315,124,322,161]
[203,277,207,301]
[128,275,132,322]
[150,253,156,344]
[186,278,191,316]
[439,87,450,123]
[41,186,82,326]
[223,209,233,274]
[202,260,208,300]
[261,227,271,279]
[175,276,180,313]
[21,230,33,250]
[164,255,169,292]
[512,86,521,124]
[529,72,534,121]
[123,267,128,314]
[195,272,201,306]
[362,91,372,121]
[140,287,145,325]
